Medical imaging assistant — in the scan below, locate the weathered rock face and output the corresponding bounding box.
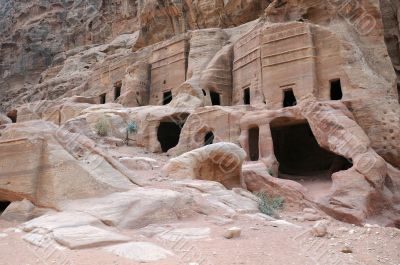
[0,0,267,112]
[0,0,139,112]
[57,188,195,229]
[1,199,53,222]
[0,120,136,207]
[162,142,246,189]
[0,113,12,125]
[134,0,269,50]
[380,0,400,91]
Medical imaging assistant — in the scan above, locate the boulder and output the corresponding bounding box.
[41,101,93,125]
[224,227,242,239]
[317,169,376,224]
[0,120,136,207]
[163,142,246,189]
[1,199,53,222]
[58,188,195,229]
[172,180,259,216]
[0,114,12,125]
[119,157,159,171]
[53,225,131,249]
[311,220,329,237]
[21,211,103,232]
[21,211,131,250]
[242,165,309,203]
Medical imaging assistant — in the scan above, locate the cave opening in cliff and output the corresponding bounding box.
[6,110,17,123]
[0,201,11,214]
[157,122,182,152]
[248,127,259,161]
[330,79,343,100]
[99,93,106,104]
[397,83,400,103]
[283,89,296,107]
[163,91,172,105]
[210,91,221,105]
[243,88,250,105]
[157,114,188,152]
[204,131,214,146]
[271,120,352,179]
[114,81,122,100]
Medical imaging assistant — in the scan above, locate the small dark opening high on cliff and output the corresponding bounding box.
[283,89,296,107]
[0,201,11,213]
[248,127,259,161]
[204,131,214,146]
[210,91,221,105]
[330,79,343,100]
[244,88,250,105]
[6,110,17,123]
[114,81,122,100]
[271,122,352,177]
[163,91,172,105]
[99,93,106,104]
[397,83,400,103]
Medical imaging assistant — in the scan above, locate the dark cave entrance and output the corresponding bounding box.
[157,114,188,152]
[157,122,182,152]
[0,201,11,214]
[271,121,352,178]
[243,88,250,105]
[204,131,214,146]
[99,93,106,104]
[163,91,172,105]
[283,89,296,107]
[114,81,122,100]
[210,91,221,105]
[248,127,260,161]
[397,82,400,103]
[330,79,343,100]
[6,110,17,123]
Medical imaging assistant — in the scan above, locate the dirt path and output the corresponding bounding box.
[1,213,399,265]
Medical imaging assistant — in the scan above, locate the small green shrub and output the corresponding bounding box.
[256,192,284,217]
[126,121,138,134]
[95,116,110,136]
[125,121,138,145]
[267,168,273,176]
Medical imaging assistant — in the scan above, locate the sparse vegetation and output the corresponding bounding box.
[95,116,110,137]
[127,121,138,134]
[256,192,284,217]
[125,121,138,145]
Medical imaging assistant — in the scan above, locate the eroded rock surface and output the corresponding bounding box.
[162,142,246,189]
[0,2,399,260]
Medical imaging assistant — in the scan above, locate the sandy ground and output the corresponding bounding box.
[0,209,399,265]
[0,145,399,265]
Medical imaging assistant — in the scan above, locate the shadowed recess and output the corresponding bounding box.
[271,122,352,177]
